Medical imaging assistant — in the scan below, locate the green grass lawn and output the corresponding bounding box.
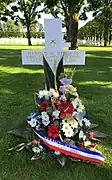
[0,45,112,180]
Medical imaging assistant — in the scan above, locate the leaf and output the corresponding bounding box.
[64,138,75,145]
[8,127,27,138]
[69,156,81,162]
[8,143,25,151]
[16,146,25,152]
[57,155,67,167]
[90,138,101,142]
[90,130,108,138]
[88,124,99,130]
[31,154,42,161]
[8,126,33,140]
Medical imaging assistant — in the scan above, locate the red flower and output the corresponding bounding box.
[31,139,38,145]
[91,142,97,148]
[40,101,49,110]
[80,142,84,148]
[59,101,74,118]
[88,132,94,139]
[48,124,60,138]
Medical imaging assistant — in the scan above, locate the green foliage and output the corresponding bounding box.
[10,0,42,45]
[0,20,23,37]
[87,0,112,46]
[78,10,112,47]
[78,16,104,40]
[0,0,16,21]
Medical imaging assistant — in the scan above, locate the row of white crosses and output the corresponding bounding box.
[22,19,85,88]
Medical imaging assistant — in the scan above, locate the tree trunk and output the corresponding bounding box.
[100,33,102,46]
[26,24,32,46]
[66,25,70,42]
[104,24,109,47]
[70,13,79,50]
[109,30,112,45]
[65,15,71,42]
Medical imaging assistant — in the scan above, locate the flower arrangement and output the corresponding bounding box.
[9,73,106,166]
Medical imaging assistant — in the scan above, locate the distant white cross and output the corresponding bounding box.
[22,19,85,72]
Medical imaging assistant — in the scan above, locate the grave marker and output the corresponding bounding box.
[22,19,85,89]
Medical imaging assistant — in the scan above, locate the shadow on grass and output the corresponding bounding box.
[0,143,112,180]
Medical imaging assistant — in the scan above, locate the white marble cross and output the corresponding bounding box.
[22,18,85,72]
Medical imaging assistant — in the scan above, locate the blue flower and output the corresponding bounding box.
[37,97,43,105]
[59,78,72,85]
[59,86,66,93]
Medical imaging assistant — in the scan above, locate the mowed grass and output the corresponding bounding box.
[0,45,112,180]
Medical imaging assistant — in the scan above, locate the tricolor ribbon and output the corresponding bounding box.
[33,127,105,164]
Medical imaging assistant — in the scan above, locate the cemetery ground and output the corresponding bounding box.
[0,45,112,180]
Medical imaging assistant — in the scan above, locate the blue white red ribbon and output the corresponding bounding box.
[33,128,105,164]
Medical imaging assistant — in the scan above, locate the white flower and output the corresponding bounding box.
[71,98,85,113]
[74,92,79,98]
[38,90,44,98]
[53,110,60,119]
[79,130,86,141]
[41,111,50,126]
[64,128,74,137]
[72,120,78,128]
[71,98,79,109]
[54,151,61,155]
[29,118,37,127]
[38,145,43,151]
[62,117,78,129]
[38,90,49,99]
[84,141,91,147]
[43,90,49,100]
[36,124,40,130]
[41,111,49,120]
[77,104,85,113]
[83,118,91,127]
[62,124,74,137]
[32,147,41,153]
[79,120,83,127]
[43,90,49,96]
[49,88,59,98]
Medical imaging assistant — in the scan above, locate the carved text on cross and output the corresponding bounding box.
[22,19,85,72]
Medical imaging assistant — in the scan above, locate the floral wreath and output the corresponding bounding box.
[9,73,106,166]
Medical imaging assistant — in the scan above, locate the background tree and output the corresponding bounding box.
[87,0,112,46]
[43,0,87,49]
[0,20,23,38]
[78,14,110,46]
[6,19,23,37]
[30,23,44,38]
[11,0,42,45]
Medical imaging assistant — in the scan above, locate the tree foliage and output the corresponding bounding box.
[0,19,23,37]
[87,0,112,46]
[11,0,42,45]
[0,0,16,21]
[43,0,87,49]
[78,12,112,46]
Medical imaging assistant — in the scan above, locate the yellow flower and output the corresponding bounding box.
[64,85,77,95]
